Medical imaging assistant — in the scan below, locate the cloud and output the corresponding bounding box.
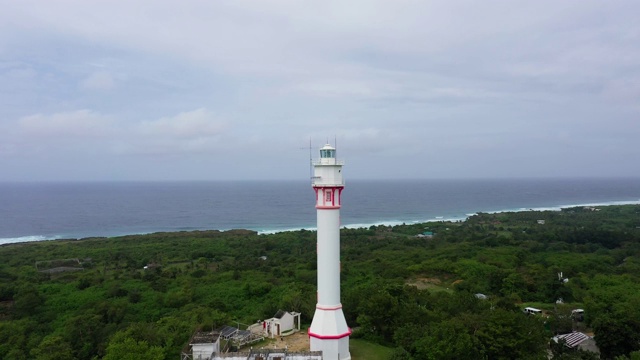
[602,78,640,106]
[112,108,228,156]
[138,108,225,138]
[18,110,113,138]
[293,79,376,98]
[1,1,640,180]
[1,64,38,81]
[6,108,230,160]
[80,71,116,90]
[0,141,15,156]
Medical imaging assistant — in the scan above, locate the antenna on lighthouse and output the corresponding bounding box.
[300,138,314,183]
[334,135,337,159]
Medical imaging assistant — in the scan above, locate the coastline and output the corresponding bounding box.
[3,199,639,247]
[259,198,640,234]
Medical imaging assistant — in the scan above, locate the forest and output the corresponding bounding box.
[1,205,640,359]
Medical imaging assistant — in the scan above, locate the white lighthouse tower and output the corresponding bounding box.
[308,144,351,360]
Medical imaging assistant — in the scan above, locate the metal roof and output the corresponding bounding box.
[219,326,238,339]
[555,332,589,348]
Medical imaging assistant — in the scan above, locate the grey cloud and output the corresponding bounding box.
[17,110,113,138]
[0,1,639,180]
[80,71,116,90]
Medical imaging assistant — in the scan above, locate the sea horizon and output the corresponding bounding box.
[1,177,639,245]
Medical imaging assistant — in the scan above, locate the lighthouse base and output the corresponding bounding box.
[308,307,351,360]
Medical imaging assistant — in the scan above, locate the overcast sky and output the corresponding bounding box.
[1,1,639,181]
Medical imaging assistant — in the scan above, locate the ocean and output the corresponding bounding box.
[1,178,640,245]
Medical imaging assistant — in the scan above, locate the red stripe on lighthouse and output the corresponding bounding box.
[316,304,343,310]
[316,205,341,209]
[308,328,352,340]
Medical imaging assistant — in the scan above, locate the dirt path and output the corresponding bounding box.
[263,331,310,352]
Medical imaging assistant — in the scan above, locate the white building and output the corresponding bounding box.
[181,331,221,360]
[182,329,321,360]
[260,310,301,338]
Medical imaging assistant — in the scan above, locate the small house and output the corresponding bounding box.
[182,331,220,360]
[261,310,301,338]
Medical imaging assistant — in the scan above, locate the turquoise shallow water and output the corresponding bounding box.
[1,178,639,244]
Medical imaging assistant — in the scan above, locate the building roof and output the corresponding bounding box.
[190,331,220,344]
[554,332,589,348]
[273,310,287,319]
[219,326,239,338]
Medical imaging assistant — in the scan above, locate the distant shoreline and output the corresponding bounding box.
[3,200,639,247]
[260,199,640,234]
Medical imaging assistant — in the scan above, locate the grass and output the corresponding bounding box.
[405,277,454,293]
[350,339,394,360]
[420,282,454,293]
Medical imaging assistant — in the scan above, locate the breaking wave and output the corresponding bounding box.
[0,235,62,246]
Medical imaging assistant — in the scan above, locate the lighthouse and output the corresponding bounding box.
[308,144,351,360]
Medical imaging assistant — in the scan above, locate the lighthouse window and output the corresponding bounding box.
[320,149,335,158]
[325,191,332,202]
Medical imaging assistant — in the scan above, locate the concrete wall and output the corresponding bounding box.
[213,352,322,360]
[279,312,294,332]
[192,343,216,360]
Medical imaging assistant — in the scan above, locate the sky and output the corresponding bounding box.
[1,1,639,181]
